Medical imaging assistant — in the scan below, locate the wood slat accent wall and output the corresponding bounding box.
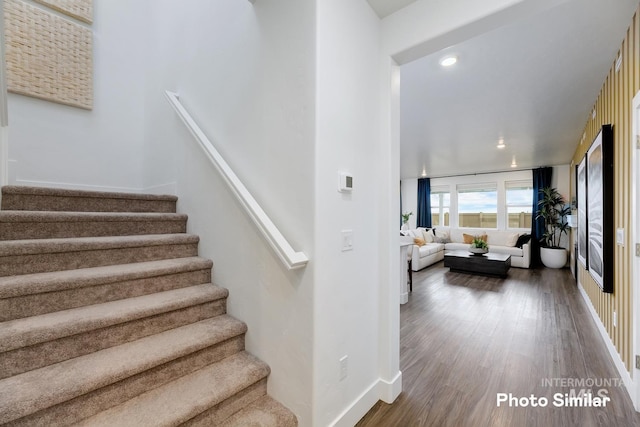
[570,6,639,373]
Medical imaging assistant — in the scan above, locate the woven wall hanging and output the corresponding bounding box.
[3,0,93,110]
[33,0,93,24]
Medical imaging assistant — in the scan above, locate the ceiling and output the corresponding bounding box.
[398,0,639,179]
[367,0,417,18]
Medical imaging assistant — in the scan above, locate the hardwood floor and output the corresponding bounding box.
[357,263,640,427]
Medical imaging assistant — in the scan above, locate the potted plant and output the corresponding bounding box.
[469,235,488,255]
[401,212,413,230]
[536,187,571,268]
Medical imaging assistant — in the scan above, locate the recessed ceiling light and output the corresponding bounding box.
[421,167,427,177]
[511,156,517,168]
[497,138,505,149]
[439,55,457,67]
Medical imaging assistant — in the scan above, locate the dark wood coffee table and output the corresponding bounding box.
[444,250,511,278]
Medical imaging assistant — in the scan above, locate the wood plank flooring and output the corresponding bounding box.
[356,263,640,427]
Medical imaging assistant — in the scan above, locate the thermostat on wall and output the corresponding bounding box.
[338,172,353,192]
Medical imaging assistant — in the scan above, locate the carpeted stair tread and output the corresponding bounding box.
[0,316,248,425]
[219,395,298,427]
[0,257,215,322]
[0,233,199,257]
[0,185,297,425]
[0,210,187,222]
[0,234,200,277]
[0,284,226,353]
[0,257,213,299]
[74,352,269,427]
[1,185,178,201]
[0,211,188,240]
[1,186,177,213]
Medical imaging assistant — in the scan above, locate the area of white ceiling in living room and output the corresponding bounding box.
[399,0,639,179]
[367,0,417,19]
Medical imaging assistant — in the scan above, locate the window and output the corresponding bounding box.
[430,186,450,226]
[505,180,533,229]
[457,183,497,228]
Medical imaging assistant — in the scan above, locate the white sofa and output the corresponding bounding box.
[407,227,531,271]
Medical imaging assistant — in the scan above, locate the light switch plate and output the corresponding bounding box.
[616,228,624,246]
[341,230,353,251]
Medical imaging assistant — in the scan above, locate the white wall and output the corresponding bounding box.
[401,178,417,229]
[0,2,7,192]
[553,164,570,202]
[7,0,148,191]
[314,1,384,425]
[141,1,316,425]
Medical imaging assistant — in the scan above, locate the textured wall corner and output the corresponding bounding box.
[3,0,93,110]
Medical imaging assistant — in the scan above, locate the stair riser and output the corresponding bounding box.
[0,269,211,321]
[0,220,187,240]
[1,194,176,213]
[185,379,267,427]
[0,243,199,277]
[4,336,245,427]
[0,186,297,426]
[0,300,226,379]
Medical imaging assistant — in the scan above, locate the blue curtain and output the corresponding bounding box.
[417,178,432,228]
[531,167,552,267]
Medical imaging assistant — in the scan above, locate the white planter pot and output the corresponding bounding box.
[540,247,567,269]
[401,223,408,231]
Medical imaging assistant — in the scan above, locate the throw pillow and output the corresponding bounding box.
[506,233,519,247]
[434,236,450,244]
[422,229,435,243]
[515,234,531,248]
[434,228,449,240]
[414,237,426,246]
[463,233,474,244]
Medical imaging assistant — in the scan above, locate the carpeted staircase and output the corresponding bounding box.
[0,186,297,426]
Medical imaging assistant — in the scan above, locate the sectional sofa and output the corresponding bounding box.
[407,227,531,271]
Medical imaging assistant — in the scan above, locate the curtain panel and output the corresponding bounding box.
[531,167,552,267]
[417,178,432,228]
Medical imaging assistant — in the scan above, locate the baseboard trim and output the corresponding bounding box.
[378,370,402,403]
[10,178,178,196]
[400,291,408,304]
[13,178,143,194]
[143,182,177,195]
[576,280,635,406]
[328,371,402,427]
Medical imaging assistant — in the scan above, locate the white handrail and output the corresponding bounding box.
[165,91,309,270]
